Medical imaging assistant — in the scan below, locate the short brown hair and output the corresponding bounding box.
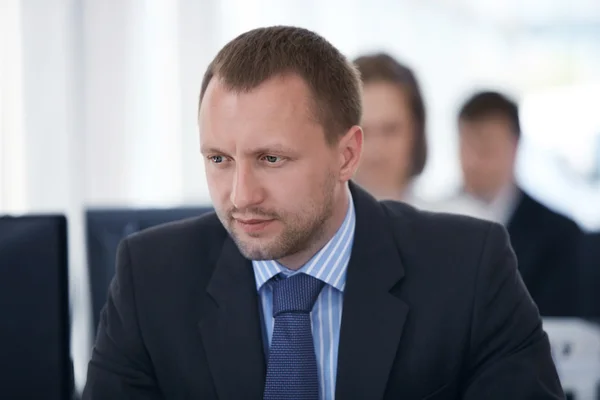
[458,91,521,139]
[353,53,428,177]
[199,26,362,144]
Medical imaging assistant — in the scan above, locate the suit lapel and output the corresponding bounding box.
[506,192,537,283]
[198,237,266,400]
[336,184,409,399]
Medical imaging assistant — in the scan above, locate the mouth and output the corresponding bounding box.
[233,218,275,234]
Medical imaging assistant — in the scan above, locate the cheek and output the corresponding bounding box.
[258,177,308,218]
[276,162,331,198]
[397,138,414,161]
[386,136,413,169]
[462,160,483,177]
[274,165,318,192]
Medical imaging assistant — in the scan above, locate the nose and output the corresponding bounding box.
[230,162,264,210]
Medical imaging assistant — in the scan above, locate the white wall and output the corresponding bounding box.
[84,0,193,207]
[0,0,27,212]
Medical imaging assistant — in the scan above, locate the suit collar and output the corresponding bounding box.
[335,182,409,399]
[198,237,266,400]
[506,190,539,281]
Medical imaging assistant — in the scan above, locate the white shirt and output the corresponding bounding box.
[428,184,521,225]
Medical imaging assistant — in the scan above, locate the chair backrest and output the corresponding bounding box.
[86,207,213,334]
[543,318,600,399]
[0,215,72,400]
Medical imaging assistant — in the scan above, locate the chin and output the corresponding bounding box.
[237,245,279,261]
[232,235,276,260]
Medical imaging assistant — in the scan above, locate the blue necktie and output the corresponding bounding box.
[263,273,325,400]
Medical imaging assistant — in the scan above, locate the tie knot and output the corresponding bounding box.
[271,273,325,317]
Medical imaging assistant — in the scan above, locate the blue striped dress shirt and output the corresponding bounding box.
[252,194,356,400]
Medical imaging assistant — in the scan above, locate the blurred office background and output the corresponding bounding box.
[1,0,599,397]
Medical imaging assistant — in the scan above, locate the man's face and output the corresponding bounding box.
[199,74,359,261]
[354,82,416,199]
[459,116,518,201]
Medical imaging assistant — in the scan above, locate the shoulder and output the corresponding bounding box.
[381,199,502,249]
[126,210,225,251]
[378,200,511,289]
[518,192,581,235]
[112,211,229,315]
[121,211,228,275]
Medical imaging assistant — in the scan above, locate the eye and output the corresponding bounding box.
[209,155,225,164]
[262,155,281,164]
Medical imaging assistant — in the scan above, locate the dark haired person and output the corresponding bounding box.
[353,53,427,204]
[84,28,563,399]
[449,90,582,317]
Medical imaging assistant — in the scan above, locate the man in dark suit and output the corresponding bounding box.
[455,91,582,317]
[83,27,564,399]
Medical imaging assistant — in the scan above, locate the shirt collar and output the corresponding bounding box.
[456,183,521,224]
[252,191,356,292]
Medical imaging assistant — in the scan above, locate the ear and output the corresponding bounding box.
[337,125,363,182]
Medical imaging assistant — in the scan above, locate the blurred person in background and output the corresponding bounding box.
[447,90,583,317]
[352,53,428,205]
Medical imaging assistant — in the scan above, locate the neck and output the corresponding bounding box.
[276,186,350,271]
[467,179,515,204]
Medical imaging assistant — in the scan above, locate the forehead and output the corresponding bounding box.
[459,116,514,141]
[362,82,410,121]
[199,74,324,149]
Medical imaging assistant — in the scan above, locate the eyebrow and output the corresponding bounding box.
[200,146,225,155]
[249,144,297,155]
[200,144,297,156]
